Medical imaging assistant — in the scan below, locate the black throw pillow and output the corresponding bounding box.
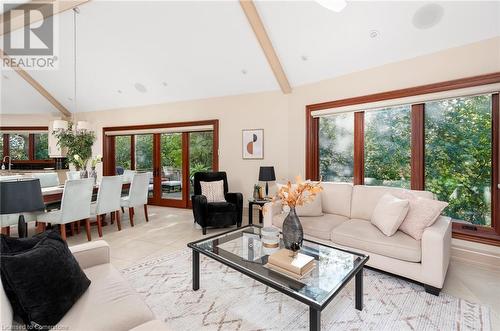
[0,231,91,330]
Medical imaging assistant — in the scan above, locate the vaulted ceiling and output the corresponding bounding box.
[1,0,499,114]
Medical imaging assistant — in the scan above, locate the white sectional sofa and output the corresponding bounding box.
[1,241,169,331]
[263,183,452,294]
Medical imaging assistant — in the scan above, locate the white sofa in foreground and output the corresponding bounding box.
[1,241,169,331]
[263,183,452,295]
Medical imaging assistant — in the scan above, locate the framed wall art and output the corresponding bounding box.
[242,129,264,159]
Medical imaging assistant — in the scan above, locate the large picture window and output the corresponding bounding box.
[425,95,492,226]
[364,106,411,188]
[306,73,500,245]
[1,129,51,163]
[319,113,354,182]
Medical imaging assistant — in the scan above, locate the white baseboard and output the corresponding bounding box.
[451,239,500,271]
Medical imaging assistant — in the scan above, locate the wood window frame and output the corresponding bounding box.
[103,119,219,209]
[306,72,500,246]
[0,126,53,164]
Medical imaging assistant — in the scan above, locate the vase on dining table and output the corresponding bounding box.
[282,206,303,254]
[89,167,97,185]
[80,169,88,179]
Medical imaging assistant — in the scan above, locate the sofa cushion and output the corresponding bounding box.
[58,263,154,331]
[350,185,433,221]
[331,219,421,262]
[0,231,91,329]
[296,192,323,217]
[273,213,348,240]
[399,197,448,240]
[321,182,353,218]
[371,194,409,236]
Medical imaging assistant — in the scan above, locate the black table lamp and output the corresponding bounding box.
[0,178,45,238]
[258,166,276,198]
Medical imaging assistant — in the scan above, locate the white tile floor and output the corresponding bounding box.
[53,206,500,329]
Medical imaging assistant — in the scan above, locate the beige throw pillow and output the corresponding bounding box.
[296,192,323,217]
[399,197,448,240]
[371,194,410,236]
[200,180,226,202]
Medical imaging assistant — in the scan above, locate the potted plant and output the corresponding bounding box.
[272,176,323,253]
[53,121,96,172]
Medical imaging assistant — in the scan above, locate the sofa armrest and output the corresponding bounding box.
[226,192,243,225]
[421,216,452,288]
[263,202,282,228]
[70,240,110,269]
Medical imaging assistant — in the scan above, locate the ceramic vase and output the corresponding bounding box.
[282,207,303,253]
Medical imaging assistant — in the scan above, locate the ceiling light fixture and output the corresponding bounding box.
[241,69,248,75]
[315,0,347,13]
[162,82,168,87]
[117,89,123,94]
[301,55,308,61]
[134,82,147,93]
[369,30,379,39]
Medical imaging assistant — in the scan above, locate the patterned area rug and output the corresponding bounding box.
[122,249,490,331]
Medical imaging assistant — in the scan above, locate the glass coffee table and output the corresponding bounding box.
[188,225,369,331]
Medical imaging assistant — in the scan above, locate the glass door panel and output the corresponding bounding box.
[189,131,214,197]
[159,133,183,201]
[135,134,154,198]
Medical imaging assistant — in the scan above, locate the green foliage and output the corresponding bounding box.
[425,96,492,226]
[114,132,213,180]
[54,122,96,168]
[34,133,49,160]
[115,135,131,169]
[8,134,29,160]
[364,106,411,188]
[319,95,492,226]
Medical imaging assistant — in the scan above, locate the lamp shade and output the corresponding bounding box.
[76,121,91,131]
[52,119,68,130]
[0,179,45,214]
[258,166,276,182]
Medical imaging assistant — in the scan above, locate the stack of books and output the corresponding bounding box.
[266,249,315,279]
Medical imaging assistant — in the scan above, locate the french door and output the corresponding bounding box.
[103,120,219,208]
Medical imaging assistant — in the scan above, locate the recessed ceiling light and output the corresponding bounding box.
[2,74,8,79]
[134,82,147,93]
[117,89,123,94]
[162,82,168,87]
[413,3,444,30]
[68,97,73,101]
[369,30,379,39]
[301,55,308,61]
[241,69,247,75]
[315,0,347,13]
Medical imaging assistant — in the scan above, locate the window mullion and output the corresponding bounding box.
[353,112,364,185]
[411,104,425,190]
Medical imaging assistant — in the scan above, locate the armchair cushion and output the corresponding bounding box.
[0,231,90,329]
[207,202,237,213]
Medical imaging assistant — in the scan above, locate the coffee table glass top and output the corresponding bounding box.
[188,226,368,308]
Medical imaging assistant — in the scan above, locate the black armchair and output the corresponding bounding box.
[192,172,243,235]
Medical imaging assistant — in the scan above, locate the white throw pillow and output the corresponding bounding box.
[371,194,410,236]
[296,192,323,217]
[399,197,448,240]
[200,180,226,202]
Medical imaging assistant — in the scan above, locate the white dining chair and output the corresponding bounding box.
[37,179,94,241]
[0,213,37,236]
[91,175,123,236]
[120,172,150,226]
[31,172,60,188]
[66,171,81,180]
[122,170,136,183]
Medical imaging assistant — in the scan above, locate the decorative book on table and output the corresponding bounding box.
[266,249,315,278]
